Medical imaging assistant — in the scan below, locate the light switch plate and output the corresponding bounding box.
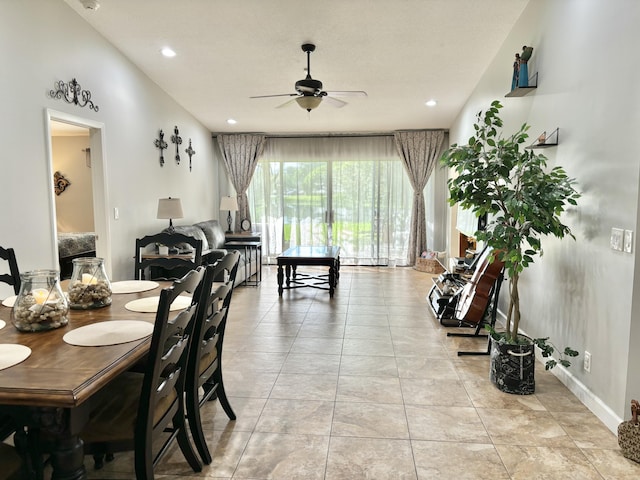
[611,228,623,251]
[624,230,633,253]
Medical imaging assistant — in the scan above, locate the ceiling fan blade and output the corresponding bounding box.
[250,93,298,99]
[275,97,299,109]
[324,96,348,108]
[325,90,368,97]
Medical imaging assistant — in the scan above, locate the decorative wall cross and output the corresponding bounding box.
[185,139,196,172]
[171,126,182,165]
[154,130,168,167]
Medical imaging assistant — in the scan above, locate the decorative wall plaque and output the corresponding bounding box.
[49,78,99,112]
[54,171,71,195]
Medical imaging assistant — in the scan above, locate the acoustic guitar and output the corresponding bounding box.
[456,247,505,325]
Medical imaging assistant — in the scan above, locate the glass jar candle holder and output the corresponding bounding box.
[68,257,112,309]
[11,270,69,332]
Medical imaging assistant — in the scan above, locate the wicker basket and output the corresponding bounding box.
[414,258,445,274]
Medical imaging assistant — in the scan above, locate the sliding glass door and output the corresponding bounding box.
[247,136,413,265]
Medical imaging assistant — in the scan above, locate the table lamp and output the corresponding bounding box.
[220,196,238,234]
[157,197,183,232]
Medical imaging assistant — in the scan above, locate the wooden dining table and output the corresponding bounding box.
[0,280,168,480]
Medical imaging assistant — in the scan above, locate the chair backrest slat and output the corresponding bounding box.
[134,232,203,280]
[0,246,21,295]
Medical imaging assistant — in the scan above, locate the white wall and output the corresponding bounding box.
[0,1,221,293]
[447,0,640,430]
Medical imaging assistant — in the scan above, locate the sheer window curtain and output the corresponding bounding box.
[216,134,266,231]
[247,135,414,265]
[394,130,445,265]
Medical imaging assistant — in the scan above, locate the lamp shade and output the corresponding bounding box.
[220,196,238,212]
[295,96,322,111]
[157,197,184,220]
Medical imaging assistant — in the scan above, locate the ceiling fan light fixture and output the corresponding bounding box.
[295,96,322,112]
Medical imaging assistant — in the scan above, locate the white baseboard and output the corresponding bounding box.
[548,362,622,434]
[495,312,622,434]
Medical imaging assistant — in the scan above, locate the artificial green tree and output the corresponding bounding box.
[440,101,580,368]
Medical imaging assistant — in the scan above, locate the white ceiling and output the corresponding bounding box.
[63,0,529,134]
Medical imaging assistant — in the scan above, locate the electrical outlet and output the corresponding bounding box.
[611,228,623,251]
[584,351,591,373]
[624,230,633,253]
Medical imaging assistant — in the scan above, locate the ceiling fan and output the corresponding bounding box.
[250,43,367,112]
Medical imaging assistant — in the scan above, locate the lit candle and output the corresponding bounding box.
[82,273,98,285]
[32,288,49,304]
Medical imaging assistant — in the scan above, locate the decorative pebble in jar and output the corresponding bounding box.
[11,270,69,332]
[68,258,112,309]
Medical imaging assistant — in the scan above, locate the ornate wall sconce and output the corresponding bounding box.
[49,78,99,112]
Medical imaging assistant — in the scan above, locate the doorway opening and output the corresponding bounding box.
[45,109,111,277]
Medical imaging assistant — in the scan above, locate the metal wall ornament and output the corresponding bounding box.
[49,78,99,112]
[154,130,168,167]
[171,126,182,165]
[185,139,196,172]
[54,171,71,196]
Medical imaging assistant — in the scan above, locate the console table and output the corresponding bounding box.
[223,239,262,286]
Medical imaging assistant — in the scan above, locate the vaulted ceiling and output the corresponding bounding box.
[63,0,529,134]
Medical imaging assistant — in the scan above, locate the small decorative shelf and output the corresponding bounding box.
[505,72,538,98]
[526,127,559,149]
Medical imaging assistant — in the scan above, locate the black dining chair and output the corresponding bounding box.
[0,443,23,480]
[134,232,203,281]
[185,251,240,464]
[77,266,209,478]
[0,246,20,296]
[0,247,20,470]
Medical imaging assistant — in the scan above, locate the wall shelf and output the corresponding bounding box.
[505,72,538,97]
[526,127,559,149]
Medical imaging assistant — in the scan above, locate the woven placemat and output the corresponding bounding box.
[63,320,154,347]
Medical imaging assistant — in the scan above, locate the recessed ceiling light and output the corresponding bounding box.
[79,0,100,10]
[425,99,437,107]
[226,119,237,125]
[161,47,176,58]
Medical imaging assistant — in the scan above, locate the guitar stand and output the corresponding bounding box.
[446,323,490,356]
[447,272,504,356]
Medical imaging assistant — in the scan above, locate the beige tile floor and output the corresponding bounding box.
[85,266,640,479]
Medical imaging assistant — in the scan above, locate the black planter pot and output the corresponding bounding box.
[490,338,535,395]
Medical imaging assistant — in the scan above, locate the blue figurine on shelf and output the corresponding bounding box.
[511,52,520,91]
[518,45,534,87]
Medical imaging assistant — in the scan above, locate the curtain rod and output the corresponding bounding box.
[211,129,447,139]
